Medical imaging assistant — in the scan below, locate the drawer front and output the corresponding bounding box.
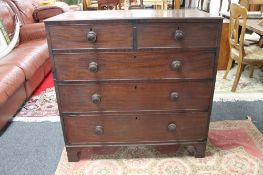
[64,112,209,144]
[137,23,218,48]
[54,51,215,80]
[58,81,212,113]
[48,24,133,49]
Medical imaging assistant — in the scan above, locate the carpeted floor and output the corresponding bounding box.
[211,101,263,132]
[214,66,263,102]
[215,65,263,94]
[55,120,263,175]
[0,120,262,175]
[0,122,64,175]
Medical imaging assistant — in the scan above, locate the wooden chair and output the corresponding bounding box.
[83,0,98,10]
[128,0,144,9]
[174,0,180,9]
[223,3,263,92]
[98,0,121,10]
[197,0,214,12]
[188,0,192,8]
[239,0,263,11]
[83,0,121,10]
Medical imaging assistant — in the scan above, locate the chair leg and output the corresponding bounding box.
[249,65,254,78]
[188,0,192,8]
[175,0,180,9]
[231,63,245,92]
[223,57,233,79]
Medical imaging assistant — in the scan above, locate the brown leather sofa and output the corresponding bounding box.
[0,0,66,131]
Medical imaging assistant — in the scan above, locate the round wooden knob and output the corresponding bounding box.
[168,123,177,132]
[170,92,179,101]
[87,31,97,43]
[89,62,98,72]
[171,60,182,71]
[174,30,184,41]
[95,125,104,135]
[91,93,101,104]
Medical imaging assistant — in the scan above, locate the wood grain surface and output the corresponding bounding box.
[54,51,215,80]
[64,112,208,144]
[137,23,219,48]
[57,81,213,113]
[49,23,133,49]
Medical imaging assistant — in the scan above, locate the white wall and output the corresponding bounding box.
[185,0,240,15]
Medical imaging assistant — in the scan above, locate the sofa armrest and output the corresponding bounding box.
[33,6,64,22]
[19,23,46,42]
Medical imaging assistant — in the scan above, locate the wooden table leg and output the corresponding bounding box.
[66,147,81,162]
[186,142,207,158]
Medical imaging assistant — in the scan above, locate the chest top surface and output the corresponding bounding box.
[44,9,222,23]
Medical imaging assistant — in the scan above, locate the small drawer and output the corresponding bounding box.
[137,23,219,48]
[64,112,209,144]
[54,51,215,80]
[48,23,133,49]
[58,81,212,113]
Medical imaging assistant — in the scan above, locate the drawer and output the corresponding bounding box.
[54,51,215,80]
[137,23,219,48]
[48,23,133,49]
[64,112,209,144]
[58,81,212,113]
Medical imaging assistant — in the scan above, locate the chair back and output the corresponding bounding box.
[239,0,263,11]
[128,0,144,9]
[229,3,248,62]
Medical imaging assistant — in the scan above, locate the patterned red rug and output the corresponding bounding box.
[16,87,58,118]
[55,120,263,175]
[33,72,54,96]
[14,72,58,120]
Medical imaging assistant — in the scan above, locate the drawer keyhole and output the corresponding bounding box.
[134,85,137,90]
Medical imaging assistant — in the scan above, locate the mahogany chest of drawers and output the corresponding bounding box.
[45,9,222,162]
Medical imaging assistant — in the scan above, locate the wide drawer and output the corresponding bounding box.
[48,23,133,49]
[57,81,212,113]
[54,51,215,80]
[64,112,209,144]
[137,23,219,48]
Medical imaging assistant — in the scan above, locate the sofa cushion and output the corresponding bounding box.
[0,0,15,38]
[0,65,25,106]
[0,39,49,80]
[9,0,36,24]
[32,6,64,22]
[20,23,46,42]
